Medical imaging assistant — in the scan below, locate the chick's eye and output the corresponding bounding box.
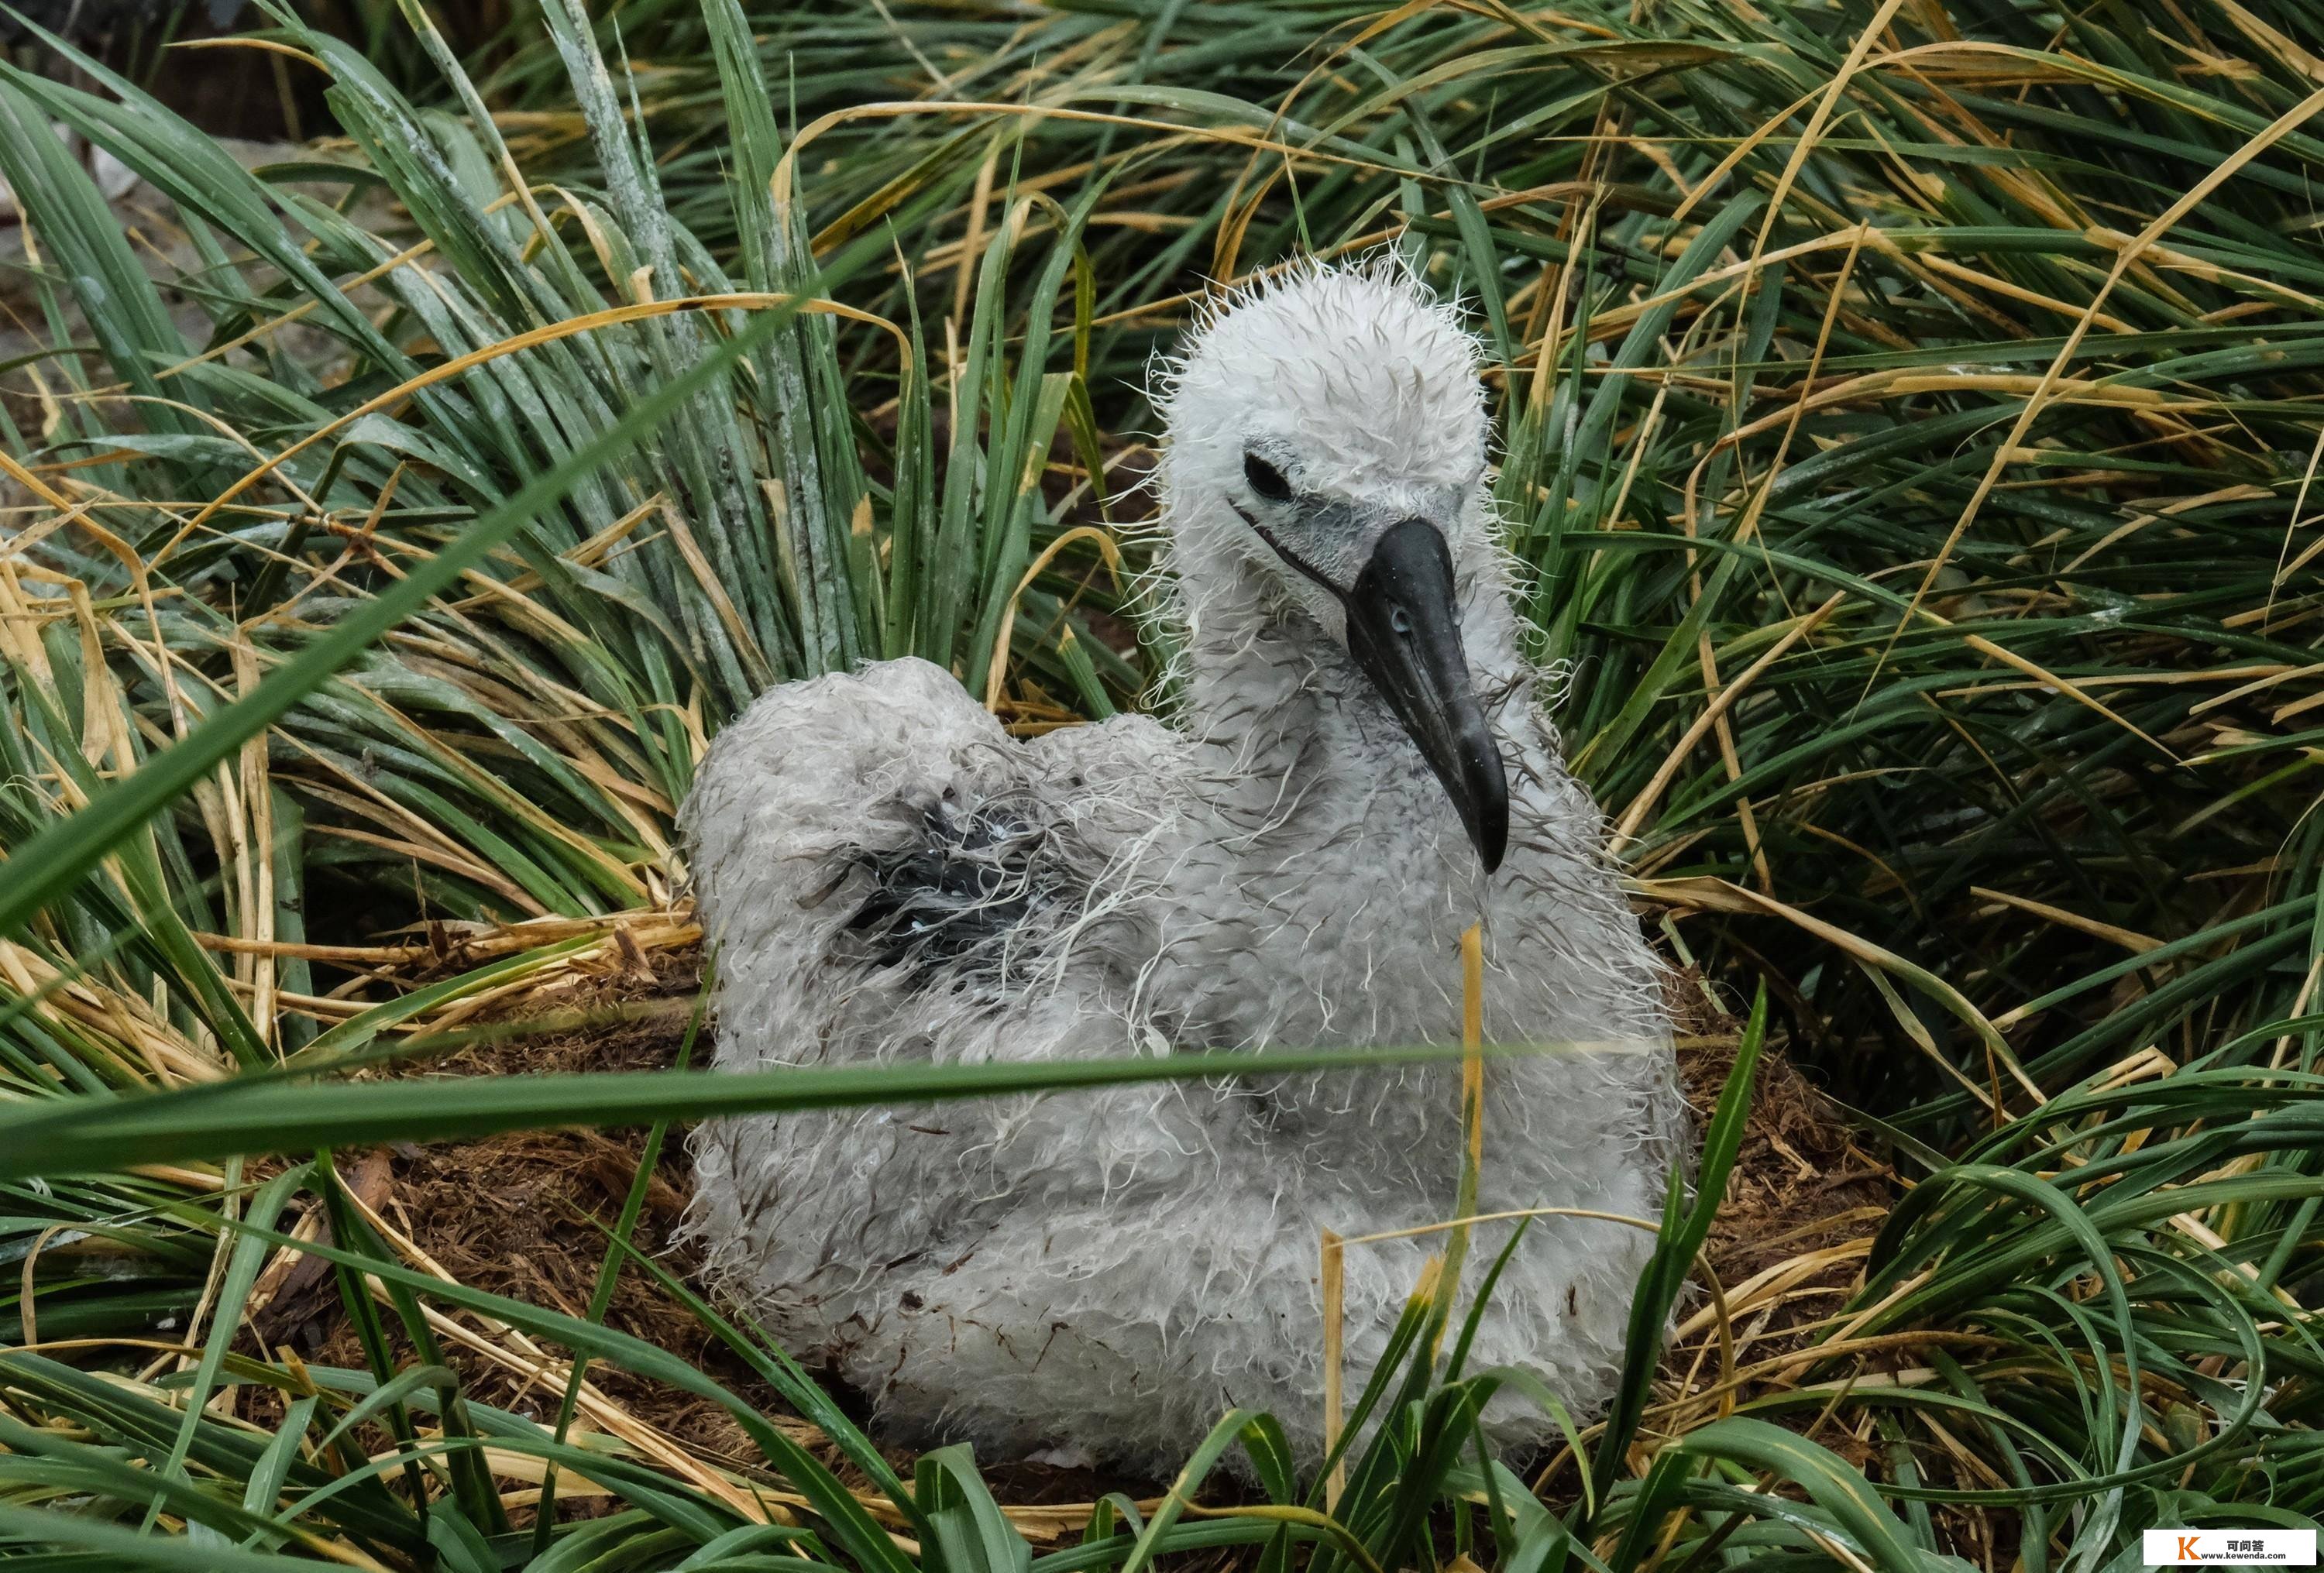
[1243,451,1292,503]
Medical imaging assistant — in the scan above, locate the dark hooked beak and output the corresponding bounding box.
[1342,518,1509,874]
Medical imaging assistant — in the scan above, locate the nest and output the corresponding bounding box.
[241,939,1896,1530]
[1669,964,1893,1334]
[1649,965,1901,1478]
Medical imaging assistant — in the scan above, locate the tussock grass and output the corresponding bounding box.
[1,0,2321,1568]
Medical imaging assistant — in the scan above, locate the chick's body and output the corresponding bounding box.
[683,262,1682,1474]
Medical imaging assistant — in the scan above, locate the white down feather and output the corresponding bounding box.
[682,257,1684,1475]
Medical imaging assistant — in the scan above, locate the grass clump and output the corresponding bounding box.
[1,0,2321,1569]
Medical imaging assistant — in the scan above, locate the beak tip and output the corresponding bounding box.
[1467,762,1508,875]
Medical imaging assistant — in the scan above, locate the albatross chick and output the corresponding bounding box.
[682,259,1683,1475]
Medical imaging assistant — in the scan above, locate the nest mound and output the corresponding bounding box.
[1669,965,1893,1332]
[246,963,792,1506]
[247,943,1893,1526]
[1648,966,1900,1479]
[253,952,1171,1520]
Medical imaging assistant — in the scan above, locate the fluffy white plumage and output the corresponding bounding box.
[682,258,1683,1475]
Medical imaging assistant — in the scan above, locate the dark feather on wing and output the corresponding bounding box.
[844,792,1054,984]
